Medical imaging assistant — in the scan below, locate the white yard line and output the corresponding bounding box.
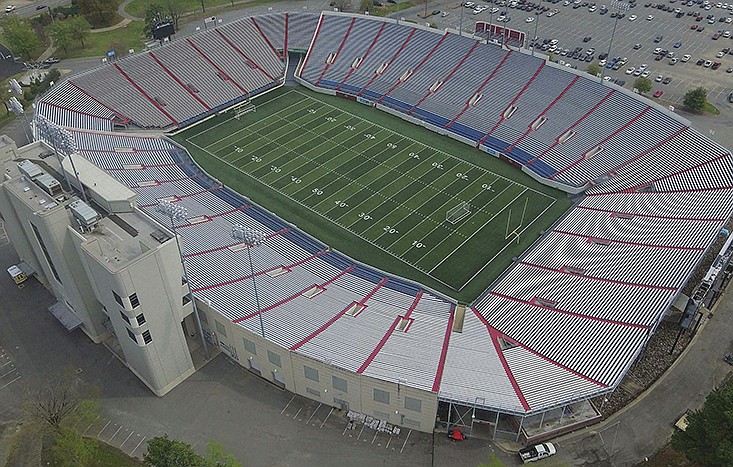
[457,198,557,291]
[424,188,528,271]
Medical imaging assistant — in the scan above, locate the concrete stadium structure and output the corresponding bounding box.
[2,10,730,443]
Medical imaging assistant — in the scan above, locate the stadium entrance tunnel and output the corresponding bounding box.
[436,399,601,445]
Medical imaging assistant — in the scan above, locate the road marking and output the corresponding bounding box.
[109,425,122,442]
[400,429,412,453]
[0,375,20,390]
[1,368,17,378]
[281,395,295,414]
[305,403,321,425]
[386,433,393,449]
[120,431,135,448]
[357,423,365,441]
[131,436,147,456]
[97,420,111,437]
[371,430,379,444]
[320,407,334,428]
[82,415,100,435]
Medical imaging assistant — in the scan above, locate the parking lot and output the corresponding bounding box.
[435,0,733,106]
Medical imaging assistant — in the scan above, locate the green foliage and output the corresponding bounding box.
[143,436,241,467]
[144,435,204,467]
[47,19,74,53]
[683,87,708,112]
[634,77,652,94]
[478,451,506,467]
[359,0,373,12]
[586,62,601,76]
[204,440,241,467]
[53,428,99,466]
[68,16,92,47]
[77,0,117,26]
[1,15,40,59]
[144,0,184,35]
[672,379,733,466]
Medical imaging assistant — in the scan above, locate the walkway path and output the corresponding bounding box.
[556,289,733,465]
[90,18,132,33]
[118,0,143,21]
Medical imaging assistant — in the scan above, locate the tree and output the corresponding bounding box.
[144,3,166,37]
[586,62,601,76]
[67,16,92,48]
[204,440,241,467]
[683,87,708,112]
[1,15,39,59]
[335,0,353,11]
[53,428,98,466]
[359,0,373,11]
[672,380,733,466]
[47,20,74,54]
[144,435,204,467]
[161,0,184,31]
[200,0,206,13]
[24,369,86,430]
[634,77,652,94]
[77,0,117,26]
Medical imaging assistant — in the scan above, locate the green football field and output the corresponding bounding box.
[174,87,572,301]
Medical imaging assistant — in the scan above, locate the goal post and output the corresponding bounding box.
[446,202,471,225]
[234,102,256,119]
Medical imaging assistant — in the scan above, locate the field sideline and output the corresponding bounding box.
[174,87,572,301]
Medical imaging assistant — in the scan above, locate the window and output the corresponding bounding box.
[182,295,191,306]
[332,375,348,393]
[127,328,136,343]
[129,293,140,308]
[119,311,130,325]
[373,388,390,405]
[267,350,282,368]
[113,291,123,307]
[198,310,208,324]
[243,337,256,355]
[306,387,321,398]
[136,313,146,326]
[303,366,319,382]
[30,222,62,284]
[215,320,227,337]
[404,396,422,413]
[142,330,152,344]
[403,417,421,428]
[373,410,391,421]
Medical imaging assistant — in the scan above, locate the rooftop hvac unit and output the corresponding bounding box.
[35,173,63,197]
[17,160,44,179]
[69,200,100,231]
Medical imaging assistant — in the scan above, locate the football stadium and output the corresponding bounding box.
[5,10,732,443]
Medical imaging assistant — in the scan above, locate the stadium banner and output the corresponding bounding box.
[474,21,526,48]
[336,91,357,102]
[356,96,375,107]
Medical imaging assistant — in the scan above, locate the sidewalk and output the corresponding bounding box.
[555,288,733,465]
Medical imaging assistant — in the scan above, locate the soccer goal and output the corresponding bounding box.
[446,202,471,224]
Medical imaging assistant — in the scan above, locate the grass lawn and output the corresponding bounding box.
[374,2,415,16]
[61,21,146,59]
[703,101,720,115]
[87,438,144,466]
[174,86,571,301]
[126,0,288,18]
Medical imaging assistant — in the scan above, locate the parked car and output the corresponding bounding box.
[519,443,557,463]
[662,76,673,83]
[653,89,665,97]
[4,5,15,13]
[681,54,691,61]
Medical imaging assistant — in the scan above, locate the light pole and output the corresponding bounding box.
[232,224,266,339]
[34,114,87,202]
[156,200,210,360]
[459,1,464,36]
[531,0,542,56]
[601,1,629,80]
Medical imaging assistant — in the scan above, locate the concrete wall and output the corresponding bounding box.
[77,236,195,396]
[196,300,439,433]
